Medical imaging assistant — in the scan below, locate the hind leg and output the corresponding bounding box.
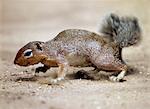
[90,54,127,82]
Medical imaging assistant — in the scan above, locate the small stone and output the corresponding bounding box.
[11,73,17,76]
[31,91,36,93]
[13,66,17,69]
[139,72,143,74]
[23,70,28,73]
[18,80,22,83]
[2,86,5,89]
[39,86,42,89]
[19,72,24,75]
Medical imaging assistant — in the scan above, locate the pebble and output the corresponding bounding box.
[31,91,36,93]
[18,80,22,83]
[2,86,5,89]
[23,70,28,73]
[13,66,17,69]
[139,71,143,74]
[147,73,150,75]
[11,73,17,76]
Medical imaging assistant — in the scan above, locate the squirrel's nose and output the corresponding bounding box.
[14,57,19,64]
[14,59,17,64]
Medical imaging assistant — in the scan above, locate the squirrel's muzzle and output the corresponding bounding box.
[14,58,19,65]
[14,56,20,65]
[14,58,29,66]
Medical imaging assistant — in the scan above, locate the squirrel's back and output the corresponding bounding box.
[52,29,97,41]
[47,29,108,46]
[99,13,141,48]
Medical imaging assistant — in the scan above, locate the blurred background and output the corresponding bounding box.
[0,0,150,64]
[0,1,150,109]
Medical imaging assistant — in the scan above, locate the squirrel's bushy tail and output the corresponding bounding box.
[99,13,141,48]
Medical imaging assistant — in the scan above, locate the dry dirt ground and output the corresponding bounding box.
[0,0,150,109]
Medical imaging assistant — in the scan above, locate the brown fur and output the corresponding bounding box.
[14,14,141,84]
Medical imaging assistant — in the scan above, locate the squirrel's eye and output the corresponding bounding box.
[23,49,33,58]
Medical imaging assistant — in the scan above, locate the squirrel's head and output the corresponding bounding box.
[14,41,47,66]
[100,13,142,48]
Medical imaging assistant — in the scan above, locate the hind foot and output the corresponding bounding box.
[109,70,126,82]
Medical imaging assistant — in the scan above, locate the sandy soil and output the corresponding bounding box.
[1,0,150,109]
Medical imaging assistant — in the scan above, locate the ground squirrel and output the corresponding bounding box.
[14,13,141,84]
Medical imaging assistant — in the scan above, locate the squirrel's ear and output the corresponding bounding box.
[110,13,120,28]
[35,42,43,51]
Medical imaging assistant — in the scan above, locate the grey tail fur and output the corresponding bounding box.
[99,13,141,48]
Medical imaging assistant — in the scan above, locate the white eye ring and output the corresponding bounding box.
[23,49,33,58]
